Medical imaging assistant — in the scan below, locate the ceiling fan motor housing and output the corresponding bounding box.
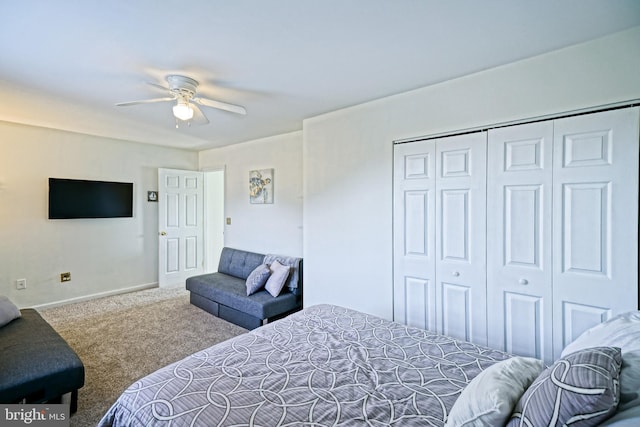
[167,75,198,100]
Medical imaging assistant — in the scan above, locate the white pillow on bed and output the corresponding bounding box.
[444,356,544,427]
[561,311,640,411]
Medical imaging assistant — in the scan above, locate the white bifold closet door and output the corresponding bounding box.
[486,122,554,363]
[393,132,487,345]
[395,106,638,364]
[393,139,436,331]
[487,107,639,363]
[551,108,639,359]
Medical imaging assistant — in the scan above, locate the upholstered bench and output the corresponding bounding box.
[186,247,303,330]
[0,308,85,412]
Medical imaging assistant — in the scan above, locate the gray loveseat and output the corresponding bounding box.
[186,247,303,330]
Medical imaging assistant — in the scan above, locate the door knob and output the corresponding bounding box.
[519,278,529,285]
[452,271,460,277]
[159,231,167,236]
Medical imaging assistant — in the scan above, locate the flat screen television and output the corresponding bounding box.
[48,178,133,219]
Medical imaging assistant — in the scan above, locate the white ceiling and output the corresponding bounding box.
[1,1,639,151]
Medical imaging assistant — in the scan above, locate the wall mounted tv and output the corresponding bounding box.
[48,178,134,219]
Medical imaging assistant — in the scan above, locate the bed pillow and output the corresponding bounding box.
[246,264,272,295]
[507,346,622,427]
[265,260,290,297]
[599,405,640,427]
[561,311,640,411]
[444,356,544,427]
[0,295,21,327]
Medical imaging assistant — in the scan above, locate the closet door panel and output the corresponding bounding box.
[562,302,611,348]
[504,292,543,358]
[552,107,639,359]
[487,122,554,363]
[393,141,437,330]
[436,133,487,344]
[441,282,471,339]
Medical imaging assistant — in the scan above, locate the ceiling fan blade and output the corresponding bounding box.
[147,81,170,92]
[115,97,175,107]
[190,103,210,125]
[193,97,247,115]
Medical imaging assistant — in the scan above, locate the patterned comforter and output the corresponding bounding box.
[99,304,510,426]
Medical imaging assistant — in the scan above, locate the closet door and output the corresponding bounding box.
[435,133,487,344]
[552,107,639,359]
[393,140,436,330]
[487,122,554,363]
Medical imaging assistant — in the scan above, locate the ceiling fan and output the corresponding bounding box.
[116,75,246,126]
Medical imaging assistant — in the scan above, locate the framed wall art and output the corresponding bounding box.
[249,168,273,204]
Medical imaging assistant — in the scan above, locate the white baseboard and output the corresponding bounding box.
[31,282,159,310]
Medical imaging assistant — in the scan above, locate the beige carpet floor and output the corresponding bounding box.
[40,286,247,427]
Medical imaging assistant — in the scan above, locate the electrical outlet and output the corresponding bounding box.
[60,272,71,282]
[16,279,26,290]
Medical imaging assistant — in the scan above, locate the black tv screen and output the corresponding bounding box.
[49,178,133,219]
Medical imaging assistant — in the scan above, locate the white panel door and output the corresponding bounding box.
[435,132,487,345]
[393,140,436,330]
[552,107,639,359]
[158,168,204,287]
[487,122,554,363]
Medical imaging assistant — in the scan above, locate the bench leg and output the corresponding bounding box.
[70,390,78,414]
[60,390,78,414]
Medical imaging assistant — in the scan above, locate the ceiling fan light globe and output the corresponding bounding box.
[173,102,194,121]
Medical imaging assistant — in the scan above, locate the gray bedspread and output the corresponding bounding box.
[99,304,510,426]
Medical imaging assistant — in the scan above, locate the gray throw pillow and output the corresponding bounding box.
[0,295,21,327]
[507,346,622,427]
[246,264,271,296]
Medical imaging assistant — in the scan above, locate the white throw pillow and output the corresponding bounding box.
[561,311,640,411]
[265,260,290,297]
[444,356,544,427]
[0,295,21,327]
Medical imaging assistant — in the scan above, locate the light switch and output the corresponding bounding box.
[226,217,231,225]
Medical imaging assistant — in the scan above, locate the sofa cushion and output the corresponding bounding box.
[217,247,265,280]
[186,273,299,319]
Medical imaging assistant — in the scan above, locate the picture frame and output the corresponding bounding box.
[249,169,274,204]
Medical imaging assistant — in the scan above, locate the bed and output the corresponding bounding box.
[99,304,640,427]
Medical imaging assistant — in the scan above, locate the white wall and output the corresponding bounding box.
[204,169,225,271]
[303,27,640,320]
[199,131,303,257]
[0,122,198,308]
